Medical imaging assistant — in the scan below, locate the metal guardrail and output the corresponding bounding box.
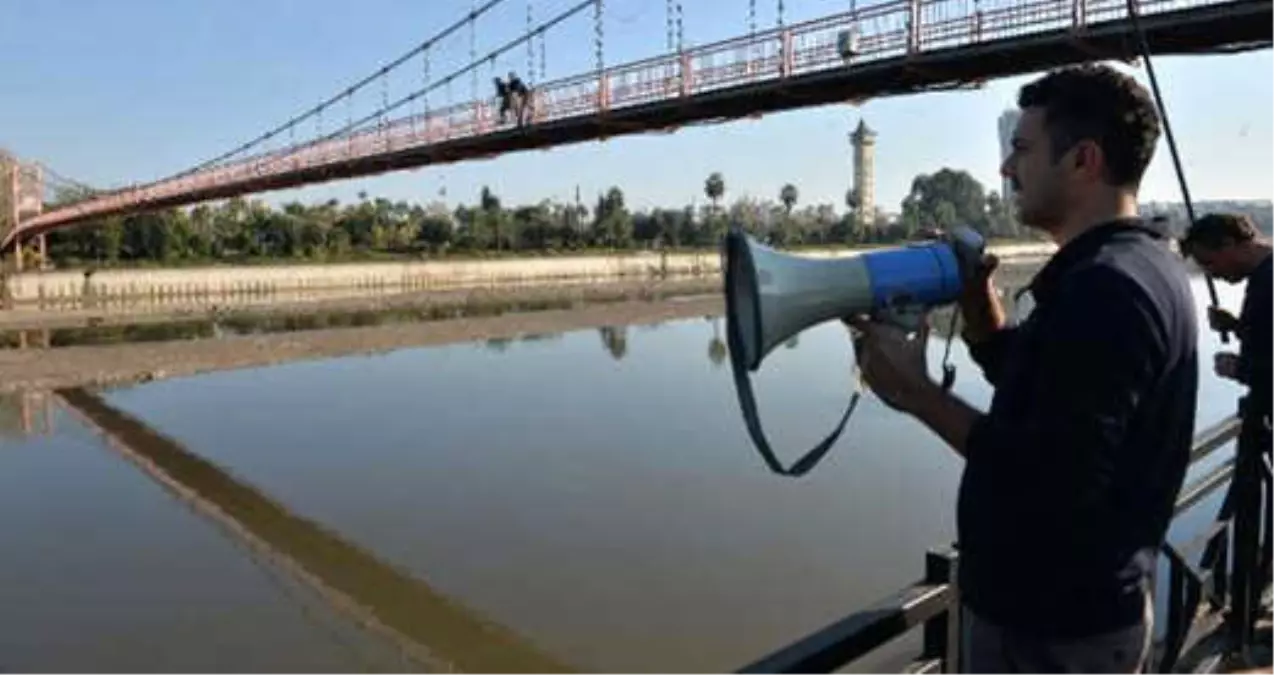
[737,414,1266,673]
[11,0,1249,240]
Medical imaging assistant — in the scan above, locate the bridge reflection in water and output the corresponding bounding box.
[52,387,574,674]
[0,390,54,440]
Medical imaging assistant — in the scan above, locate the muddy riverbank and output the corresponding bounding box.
[0,293,724,394]
[0,259,1046,394]
[0,277,720,332]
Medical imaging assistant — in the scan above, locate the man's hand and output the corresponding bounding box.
[1208,307,1240,334]
[958,252,1007,345]
[913,229,1006,344]
[1215,352,1240,381]
[846,314,937,414]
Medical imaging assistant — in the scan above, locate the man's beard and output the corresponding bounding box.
[1015,188,1064,232]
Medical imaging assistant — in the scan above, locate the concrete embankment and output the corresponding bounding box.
[3,251,720,313]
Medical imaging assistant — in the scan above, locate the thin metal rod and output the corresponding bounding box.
[1122,0,1226,341]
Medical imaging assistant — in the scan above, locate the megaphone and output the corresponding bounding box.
[722,226,986,477]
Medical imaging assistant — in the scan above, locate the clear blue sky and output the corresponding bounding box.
[2,0,1270,214]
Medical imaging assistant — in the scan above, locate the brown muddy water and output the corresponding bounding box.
[0,277,1249,672]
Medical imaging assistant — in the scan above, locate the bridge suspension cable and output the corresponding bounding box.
[305,0,595,147]
[38,164,98,196]
[594,0,605,72]
[176,0,512,177]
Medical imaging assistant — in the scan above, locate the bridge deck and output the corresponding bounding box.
[8,0,1271,244]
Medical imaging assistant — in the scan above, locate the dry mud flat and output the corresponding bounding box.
[0,281,723,393]
[0,260,1047,394]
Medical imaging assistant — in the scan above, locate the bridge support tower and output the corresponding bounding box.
[1,155,46,309]
[2,158,45,274]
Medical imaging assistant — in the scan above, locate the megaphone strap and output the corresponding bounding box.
[727,327,861,477]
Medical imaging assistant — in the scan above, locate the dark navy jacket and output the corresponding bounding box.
[1237,252,1272,424]
[958,218,1199,638]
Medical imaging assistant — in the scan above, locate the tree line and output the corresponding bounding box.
[38,167,1037,268]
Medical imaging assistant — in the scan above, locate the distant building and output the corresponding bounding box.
[997,109,1022,235]
[849,118,877,229]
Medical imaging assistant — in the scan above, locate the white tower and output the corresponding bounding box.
[849,119,877,228]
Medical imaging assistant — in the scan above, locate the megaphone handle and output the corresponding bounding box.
[728,346,861,477]
[939,307,960,392]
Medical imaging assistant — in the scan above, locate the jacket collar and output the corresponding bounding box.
[1028,217,1168,305]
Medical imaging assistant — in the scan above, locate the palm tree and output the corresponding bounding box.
[704,172,725,214]
[846,188,864,239]
[780,184,799,216]
[845,188,859,212]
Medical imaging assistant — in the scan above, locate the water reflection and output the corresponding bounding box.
[53,388,572,673]
[0,275,1248,673]
[0,298,589,351]
[708,318,727,368]
[486,337,514,352]
[482,333,564,353]
[0,391,55,440]
[598,326,629,361]
[699,317,795,369]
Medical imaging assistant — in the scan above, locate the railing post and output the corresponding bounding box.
[922,547,961,672]
[908,0,922,53]
[1072,0,1086,30]
[1228,405,1265,652]
[679,52,693,96]
[780,30,794,77]
[599,71,611,112]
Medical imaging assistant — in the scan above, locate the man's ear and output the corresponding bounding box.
[1072,140,1103,177]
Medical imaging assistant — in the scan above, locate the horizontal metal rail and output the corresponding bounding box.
[740,583,951,673]
[739,414,1247,673]
[8,0,1269,246]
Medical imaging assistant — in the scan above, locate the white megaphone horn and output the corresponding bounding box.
[721,225,986,476]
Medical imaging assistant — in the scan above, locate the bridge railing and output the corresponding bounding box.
[13,0,1235,239]
[736,414,1270,673]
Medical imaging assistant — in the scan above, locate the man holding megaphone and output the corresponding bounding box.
[849,65,1199,672]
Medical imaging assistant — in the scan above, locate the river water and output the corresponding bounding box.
[0,276,1249,673]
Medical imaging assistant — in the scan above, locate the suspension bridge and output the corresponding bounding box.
[2,0,1269,263]
[1,2,1270,669]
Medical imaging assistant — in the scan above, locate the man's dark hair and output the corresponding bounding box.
[1018,64,1161,188]
[1181,212,1259,253]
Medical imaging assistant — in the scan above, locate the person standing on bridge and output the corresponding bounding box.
[847,64,1198,673]
[506,71,530,127]
[1180,212,1272,433]
[494,76,512,124]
